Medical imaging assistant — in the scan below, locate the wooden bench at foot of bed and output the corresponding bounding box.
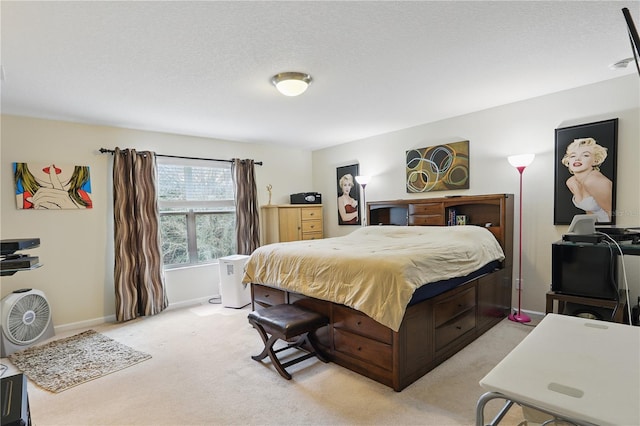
[252,266,511,391]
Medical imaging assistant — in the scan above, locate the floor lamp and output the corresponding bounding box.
[507,154,535,323]
[355,175,371,226]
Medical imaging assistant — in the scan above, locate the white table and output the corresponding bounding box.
[476,314,640,426]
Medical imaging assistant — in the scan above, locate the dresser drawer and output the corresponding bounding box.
[301,219,322,234]
[409,215,445,226]
[301,208,322,220]
[435,309,476,350]
[333,304,392,344]
[434,287,476,328]
[252,284,286,307]
[409,203,443,226]
[409,203,443,215]
[302,231,323,240]
[334,328,392,371]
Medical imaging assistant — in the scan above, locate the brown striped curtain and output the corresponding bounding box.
[232,159,260,254]
[112,148,168,322]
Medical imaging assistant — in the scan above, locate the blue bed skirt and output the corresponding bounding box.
[408,260,502,306]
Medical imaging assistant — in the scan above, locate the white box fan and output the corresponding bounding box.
[1,288,54,357]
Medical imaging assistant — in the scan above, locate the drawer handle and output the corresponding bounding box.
[357,346,362,351]
[356,320,362,326]
[264,294,269,298]
[456,325,462,330]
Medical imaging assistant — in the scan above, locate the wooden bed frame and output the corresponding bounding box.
[250,193,514,391]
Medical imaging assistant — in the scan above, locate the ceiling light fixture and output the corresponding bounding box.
[271,72,312,97]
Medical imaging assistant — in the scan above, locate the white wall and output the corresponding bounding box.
[0,116,312,329]
[2,74,638,329]
[313,75,640,316]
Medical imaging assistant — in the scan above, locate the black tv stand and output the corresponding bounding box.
[545,290,626,323]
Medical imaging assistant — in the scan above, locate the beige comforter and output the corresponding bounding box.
[243,225,505,331]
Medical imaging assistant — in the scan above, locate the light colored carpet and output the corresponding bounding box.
[8,329,151,393]
[5,302,535,425]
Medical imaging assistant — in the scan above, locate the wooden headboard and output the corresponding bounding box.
[367,193,514,267]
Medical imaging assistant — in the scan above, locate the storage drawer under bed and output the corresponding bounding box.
[334,328,393,371]
[434,286,477,350]
[252,284,286,307]
[435,309,476,350]
[434,287,476,328]
[333,304,393,344]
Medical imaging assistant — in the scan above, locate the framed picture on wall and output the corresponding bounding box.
[336,164,360,225]
[554,118,618,225]
[406,140,469,193]
[13,162,93,210]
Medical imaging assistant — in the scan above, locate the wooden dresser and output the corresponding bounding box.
[261,204,323,244]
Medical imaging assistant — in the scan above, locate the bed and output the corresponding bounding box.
[244,193,514,391]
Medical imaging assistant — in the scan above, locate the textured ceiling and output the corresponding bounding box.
[1,1,638,150]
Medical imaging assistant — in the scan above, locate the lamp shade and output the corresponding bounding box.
[507,154,535,168]
[355,175,371,186]
[271,72,312,97]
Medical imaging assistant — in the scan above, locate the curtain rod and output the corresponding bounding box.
[98,148,263,166]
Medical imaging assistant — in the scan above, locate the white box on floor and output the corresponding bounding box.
[218,255,251,308]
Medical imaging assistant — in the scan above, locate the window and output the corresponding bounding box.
[157,157,236,268]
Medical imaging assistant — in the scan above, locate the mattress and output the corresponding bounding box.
[243,225,505,331]
[408,259,502,305]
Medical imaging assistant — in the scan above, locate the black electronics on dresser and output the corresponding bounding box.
[290,192,321,204]
[552,242,618,300]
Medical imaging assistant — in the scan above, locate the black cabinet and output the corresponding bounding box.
[1,373,31,426]
[552,241,618,300]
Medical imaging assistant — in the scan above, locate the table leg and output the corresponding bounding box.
[476,392,514,426]
[545,293,553,314]
[613,302,625,323]
[476,391,599,426]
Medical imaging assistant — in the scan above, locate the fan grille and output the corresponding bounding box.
[6,293,51,344]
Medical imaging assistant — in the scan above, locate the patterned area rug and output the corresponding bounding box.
[8,329,151,393]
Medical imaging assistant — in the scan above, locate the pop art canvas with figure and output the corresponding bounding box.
[13,162,93,209]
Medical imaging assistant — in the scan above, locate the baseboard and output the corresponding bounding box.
[54,315,117,334]
[523,309,544,318]
[53,295,219,333]
[507,309,545,325]
[165,295,220,311]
